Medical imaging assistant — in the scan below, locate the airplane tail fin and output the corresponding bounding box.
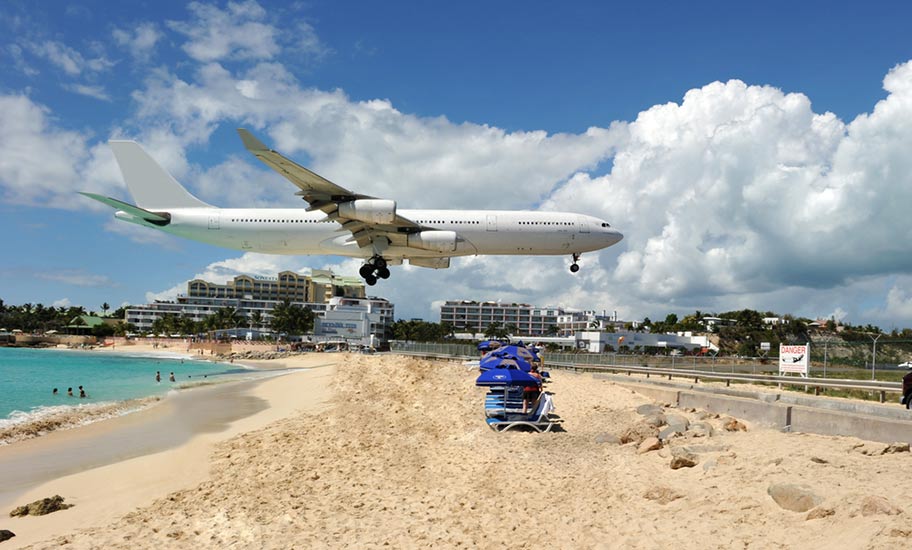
[109,141,212,210]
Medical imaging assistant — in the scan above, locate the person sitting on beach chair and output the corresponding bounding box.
[522,365,543,414]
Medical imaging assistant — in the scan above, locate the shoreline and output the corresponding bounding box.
[0,344,296,446]
[0,352,339,548]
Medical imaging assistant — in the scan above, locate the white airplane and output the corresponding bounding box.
[81,129,623,285]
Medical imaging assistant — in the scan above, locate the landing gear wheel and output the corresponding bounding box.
[359,264,374,279]
[570,253,581,273]
[377,266,391,279]
[364,274,377,286]
[374,257,387,269]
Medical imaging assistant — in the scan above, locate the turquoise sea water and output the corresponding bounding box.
[0,347,242,424]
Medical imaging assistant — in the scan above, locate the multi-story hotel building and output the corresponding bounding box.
[439,300,616,336]
[126,270,392,340]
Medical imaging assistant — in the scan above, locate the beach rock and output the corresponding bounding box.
[669,448,697,469]
[810,456,828,464]
[9,495,72,517]
[687,422,713,438]
[636,404,664,416]
[859,496,902,517]
[642,414,666,427]
[723,418,747,432]
[882,442,910,454]
[665,414,690,433]
[637,437,662,454]
[806,507,835,520]
[767,483,821,513]
[620,423,659,444]
[0,530,14,542]
[594,433,621,445]
[698,411,720,420]
[702,459,717,472]
[853,443,887,456]
[658,425,684,441]
[643,486,683,504]
[681,444,728,454]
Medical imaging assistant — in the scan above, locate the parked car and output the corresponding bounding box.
[899,361,912,368]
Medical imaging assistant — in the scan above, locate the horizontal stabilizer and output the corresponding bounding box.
[79,192,170,225]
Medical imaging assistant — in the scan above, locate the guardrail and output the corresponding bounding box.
[389,343,904,403]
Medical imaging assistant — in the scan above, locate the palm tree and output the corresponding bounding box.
[250,310,263,330]
[101,302,110,317]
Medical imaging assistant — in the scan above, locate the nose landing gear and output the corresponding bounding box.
[360,257,391,286]
[570,253,581,273]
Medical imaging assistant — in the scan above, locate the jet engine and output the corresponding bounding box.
[407,230,457,252]
[337,199,397,224]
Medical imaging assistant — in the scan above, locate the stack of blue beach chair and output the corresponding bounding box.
[475,342,558,432]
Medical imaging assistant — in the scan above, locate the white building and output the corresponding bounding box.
[440,300,617,336]
[124,270,392,337]
[313,297,394,347]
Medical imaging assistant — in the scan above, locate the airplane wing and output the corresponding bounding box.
[237,129,423,249]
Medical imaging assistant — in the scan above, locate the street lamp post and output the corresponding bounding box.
[871,334,882,381]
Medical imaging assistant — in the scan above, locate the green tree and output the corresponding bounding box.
[485,322,509,340]
[101,302,110,317]
[250,310,264,330]
[270,301,314,335]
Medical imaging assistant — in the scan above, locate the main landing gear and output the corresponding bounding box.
[359,256,390,286]
[570,253,581,273]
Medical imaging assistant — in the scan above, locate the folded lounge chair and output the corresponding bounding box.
[485,393,558,432]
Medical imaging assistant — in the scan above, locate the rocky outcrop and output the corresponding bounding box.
[723,418,747,432]
[637,437,662,454]
[669,448,697,469]
[767,484,821,512]
[9,495,73,517]
[0,530,14,542]
[858,496,902,517]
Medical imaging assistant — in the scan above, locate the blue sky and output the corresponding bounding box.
[2,1,912,328]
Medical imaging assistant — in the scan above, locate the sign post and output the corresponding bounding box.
[779,343,810,378]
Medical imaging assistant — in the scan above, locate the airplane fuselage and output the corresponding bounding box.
[118,207,622,261]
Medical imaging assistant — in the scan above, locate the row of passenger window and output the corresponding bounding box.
[230,218,328,223]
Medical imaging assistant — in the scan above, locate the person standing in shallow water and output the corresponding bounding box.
[155,371,161,383]
[78,386,86,398]
[67,387,73,397]
[52,388,58,395]
[169,372,175,383]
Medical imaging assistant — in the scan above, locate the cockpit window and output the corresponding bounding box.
[601,222,610,227]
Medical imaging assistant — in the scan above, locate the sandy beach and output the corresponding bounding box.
[2,351,912,549]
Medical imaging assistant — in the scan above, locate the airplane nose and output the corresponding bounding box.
[606,228,623,246]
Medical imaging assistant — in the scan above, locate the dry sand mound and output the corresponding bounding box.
[32,355,912,549]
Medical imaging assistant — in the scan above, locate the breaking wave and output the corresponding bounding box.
[0,397,162,446]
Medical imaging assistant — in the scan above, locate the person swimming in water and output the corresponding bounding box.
[78,386,86,398]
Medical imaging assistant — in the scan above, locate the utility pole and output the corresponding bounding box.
[871,333,882,381]
[823,338,829,379]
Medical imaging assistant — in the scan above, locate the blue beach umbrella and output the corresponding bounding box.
[477,340,502,352]
[480,352,531,372]
[475,365,541,387]
[495,344,539,363]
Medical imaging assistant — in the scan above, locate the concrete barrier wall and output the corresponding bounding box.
[677,391,791,429]
[788,406,912,443]
[609,377,912,445]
